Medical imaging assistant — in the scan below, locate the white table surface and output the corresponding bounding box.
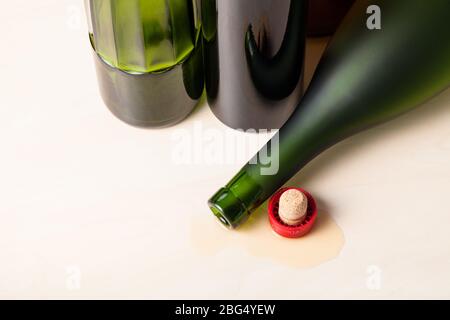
[1,0,450,299]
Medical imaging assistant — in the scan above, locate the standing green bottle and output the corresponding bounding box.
[209,0,450,229]
[85,0,203,128]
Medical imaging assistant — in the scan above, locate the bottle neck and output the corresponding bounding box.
[208,171,263,229]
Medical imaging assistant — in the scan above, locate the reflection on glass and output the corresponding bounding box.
[245,1,308,100]
[202,0,308,130]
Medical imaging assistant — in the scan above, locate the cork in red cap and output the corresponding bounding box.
[268,187,318,238]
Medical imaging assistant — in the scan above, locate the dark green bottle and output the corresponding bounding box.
[85,0,203,128]
[209,0,450,229]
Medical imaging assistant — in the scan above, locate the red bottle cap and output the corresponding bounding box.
[268,187,318,238]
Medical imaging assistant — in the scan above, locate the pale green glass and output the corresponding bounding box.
[88,0,201,73]
[85,0,204,128]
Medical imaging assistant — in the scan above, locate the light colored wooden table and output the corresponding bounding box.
[0,0,449,299]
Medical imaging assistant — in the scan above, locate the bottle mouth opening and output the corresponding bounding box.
[208,185,254,230]
[209,204,232,228]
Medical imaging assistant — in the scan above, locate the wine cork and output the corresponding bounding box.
[278,189,308,226]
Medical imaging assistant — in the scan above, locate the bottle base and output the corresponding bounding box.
[91,44,203,129]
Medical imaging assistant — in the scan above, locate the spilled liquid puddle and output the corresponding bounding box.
[191,205,345,268]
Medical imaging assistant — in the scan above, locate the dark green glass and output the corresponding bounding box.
[209,0,450,229]
[202,0,307,130]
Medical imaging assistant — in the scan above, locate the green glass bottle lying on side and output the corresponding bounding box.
[208,0,450,229]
